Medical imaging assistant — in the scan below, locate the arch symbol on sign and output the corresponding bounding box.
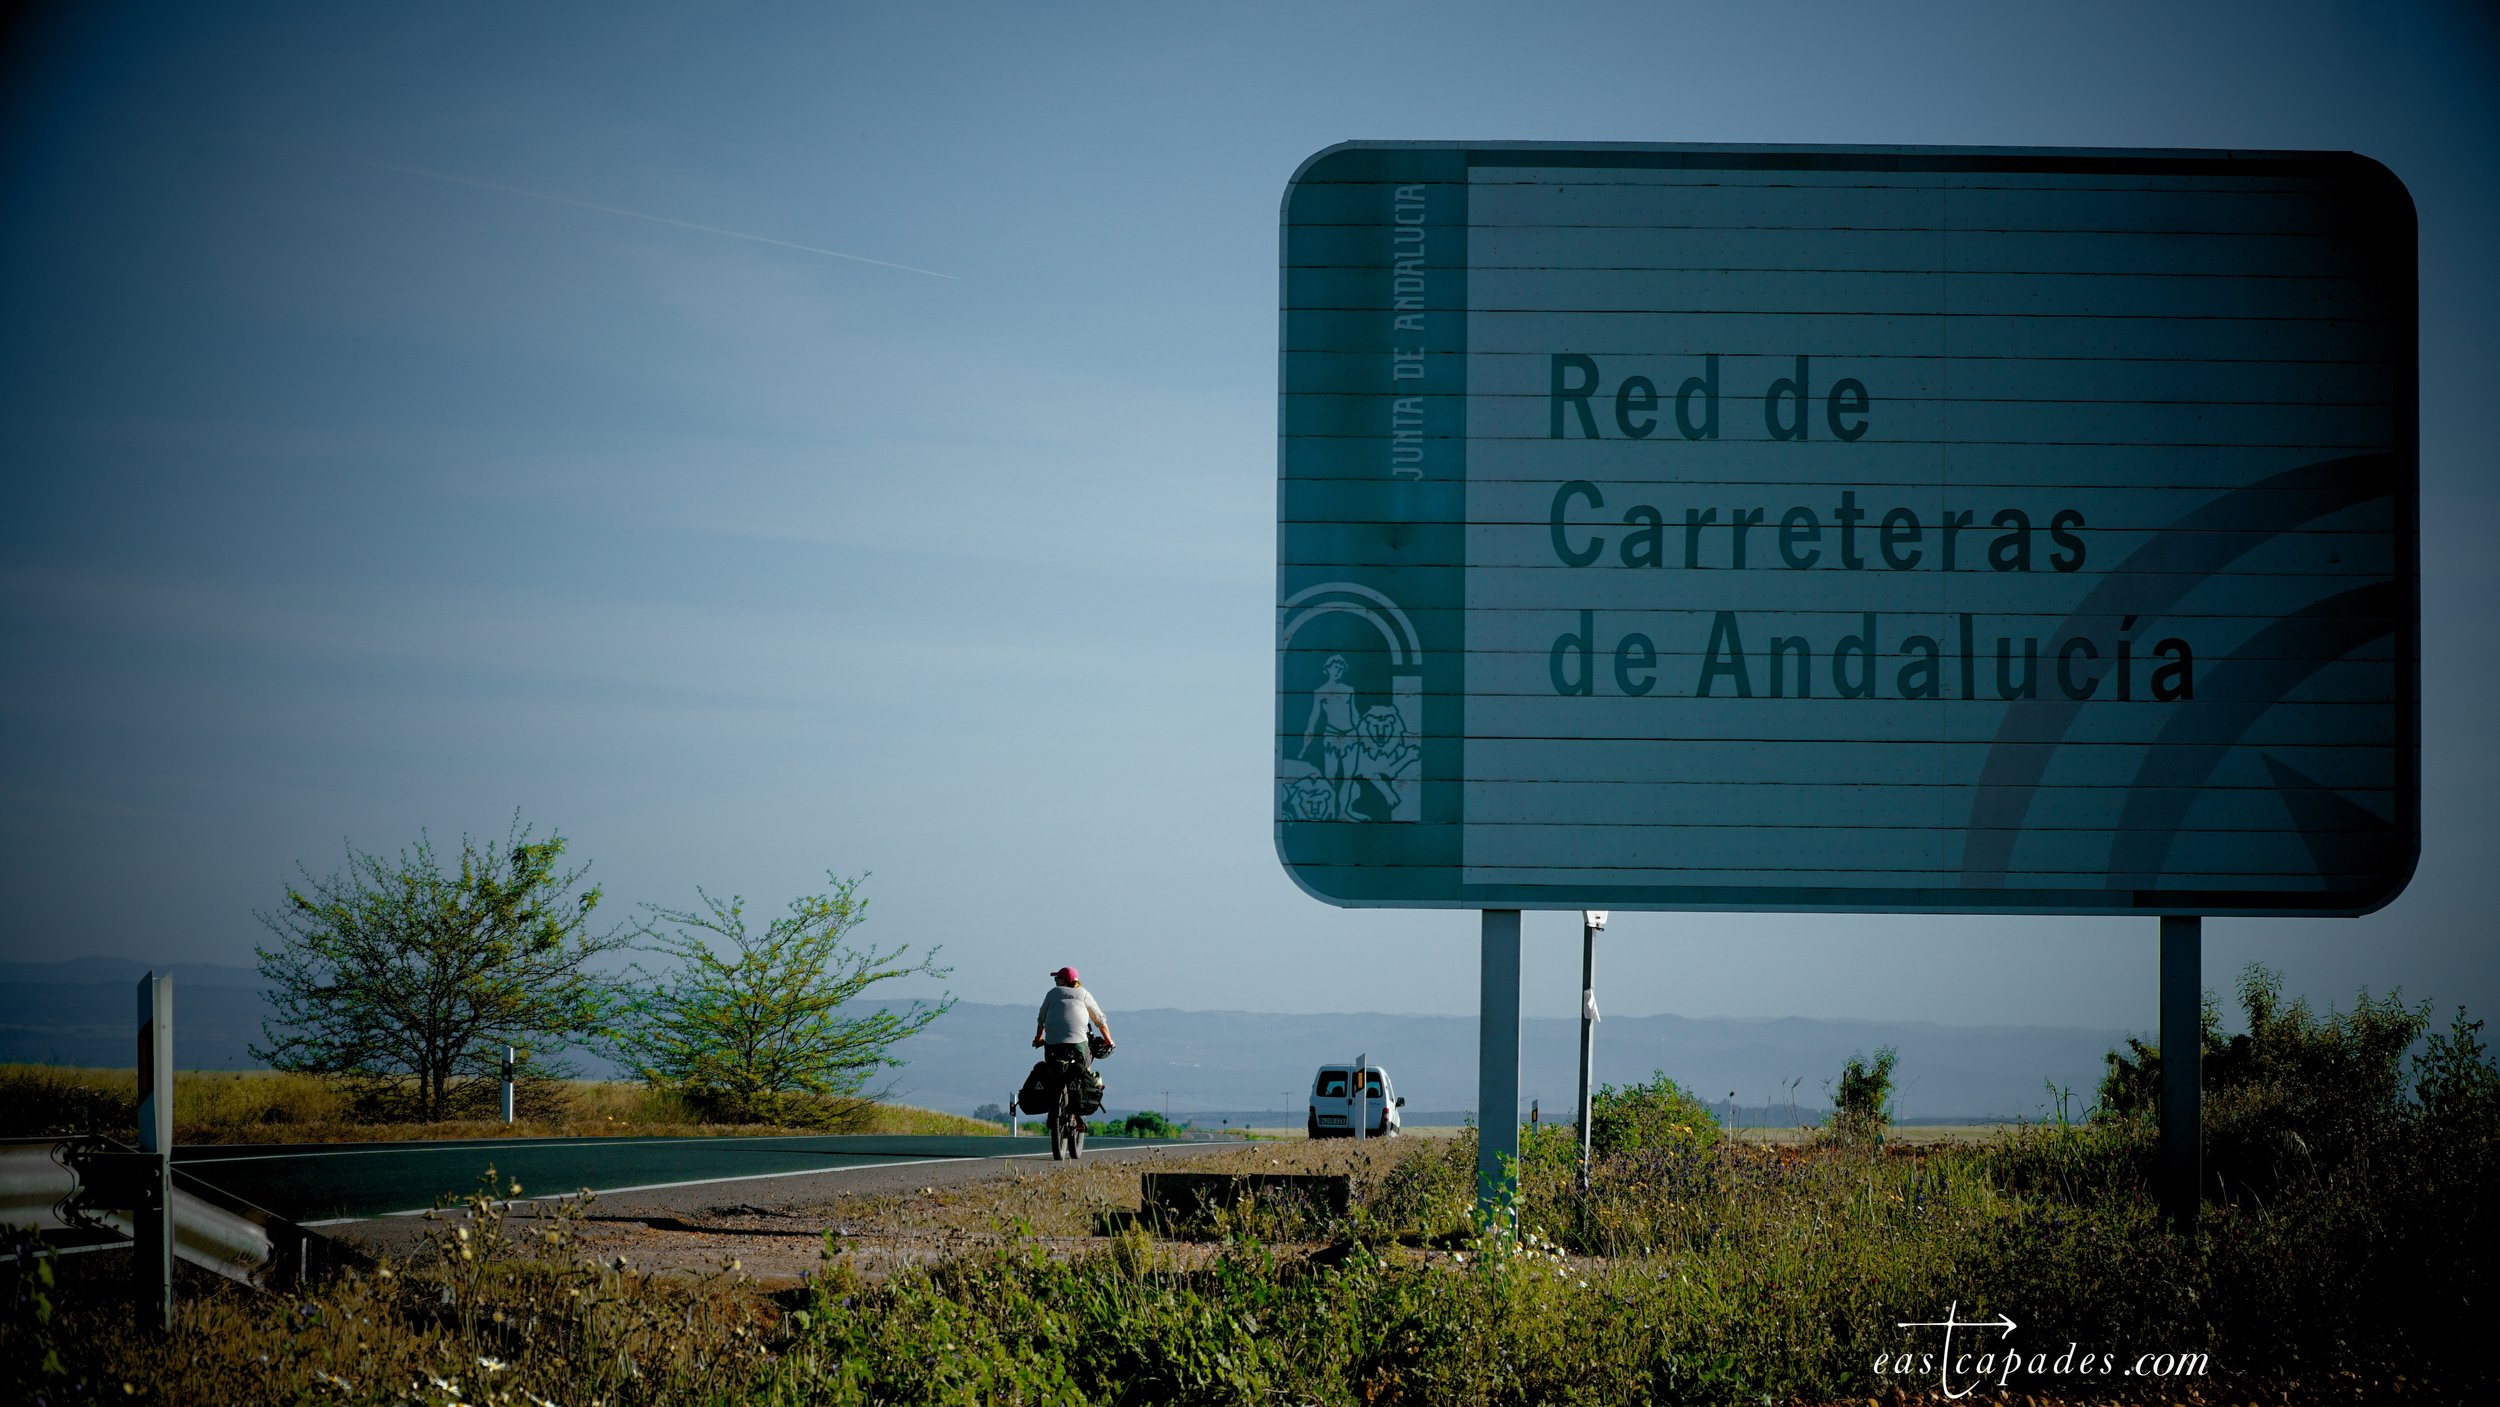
[1279,583,1423,823]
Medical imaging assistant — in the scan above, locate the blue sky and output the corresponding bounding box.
[3,1,2494,1038]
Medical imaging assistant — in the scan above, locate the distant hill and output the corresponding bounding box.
[0,958,272,1070]
[0,959,2127,1123]
[894,1001,2125,1126]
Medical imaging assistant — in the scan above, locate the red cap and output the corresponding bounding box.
[1050,966,1080,983]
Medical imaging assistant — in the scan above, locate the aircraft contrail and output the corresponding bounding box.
[358,156,958,279]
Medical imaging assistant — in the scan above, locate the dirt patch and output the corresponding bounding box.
[326,1134,1452,1289]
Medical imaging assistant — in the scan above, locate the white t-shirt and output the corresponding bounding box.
[1038,984,1107,1045]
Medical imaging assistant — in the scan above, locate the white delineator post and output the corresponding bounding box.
[1353,1052,1368,1143]
[501,1046,517,1125]
[135,971,174,1332]
[1576,911,1606,1195]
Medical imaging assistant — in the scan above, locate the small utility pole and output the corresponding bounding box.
[134,972,174,1333]
[1576,910,1605,1195]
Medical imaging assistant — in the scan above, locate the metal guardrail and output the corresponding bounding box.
[0,1136,366,1290]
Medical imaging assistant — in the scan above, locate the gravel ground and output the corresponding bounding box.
[322,1135,1415,1287]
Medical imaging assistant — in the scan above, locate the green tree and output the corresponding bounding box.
[252,815,624,1121]
[1830,1045,1898,1144]
[609,873,952,1124]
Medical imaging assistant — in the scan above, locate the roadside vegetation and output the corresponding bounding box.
[0,1066,998,1144]
[8,964,2490,1404]
[252,813,631,1122]
[248,814,952,1129]
[602,872,953,1126]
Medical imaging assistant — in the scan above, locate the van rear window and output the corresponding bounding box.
[1314,1072,1347,1097]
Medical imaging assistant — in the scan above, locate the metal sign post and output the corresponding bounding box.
[2159,916,2203,1233]
[1576,911,1606,1195]
[134,972,173,1333]
[1476,911,1521,1219]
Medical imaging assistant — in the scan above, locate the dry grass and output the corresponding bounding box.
[0,1063,999,1143]
[1725,1121,2023,1146]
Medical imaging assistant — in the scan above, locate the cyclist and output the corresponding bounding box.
[1032,965,1113,1067]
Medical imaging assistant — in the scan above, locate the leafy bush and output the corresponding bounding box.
[1828,1045,1897,1144]
[2097,963,2429,1194]
[2415,1006,2500,1126]
[1098,1109,1182,1138]
[1586,1069,1722,1158]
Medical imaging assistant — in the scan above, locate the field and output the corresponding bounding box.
[6,978,2494,1404]
[0,1063,1002,1143]
[9,1108,2492,1404]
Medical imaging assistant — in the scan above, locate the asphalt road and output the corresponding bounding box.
[172,1133,1214,1225]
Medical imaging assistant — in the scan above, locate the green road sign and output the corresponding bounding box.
[1274,142,2417,916]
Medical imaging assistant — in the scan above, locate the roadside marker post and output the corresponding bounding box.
[2159,917,2203,1234]
[501,1046,517,1125]
[1576,912,1606,1196]
[1353,1054,1367,1143]
[134,971,173,1333]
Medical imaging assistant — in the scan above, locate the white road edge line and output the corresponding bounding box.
[300,1151,1060,1227]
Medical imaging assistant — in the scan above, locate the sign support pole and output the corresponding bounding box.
[1575,912,1604,1196]
[2158,915,2202,1235]
[1476,910,1521,1222]
[134,972,173,1333]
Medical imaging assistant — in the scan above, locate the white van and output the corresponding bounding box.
[1306,1063,1403,1138]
